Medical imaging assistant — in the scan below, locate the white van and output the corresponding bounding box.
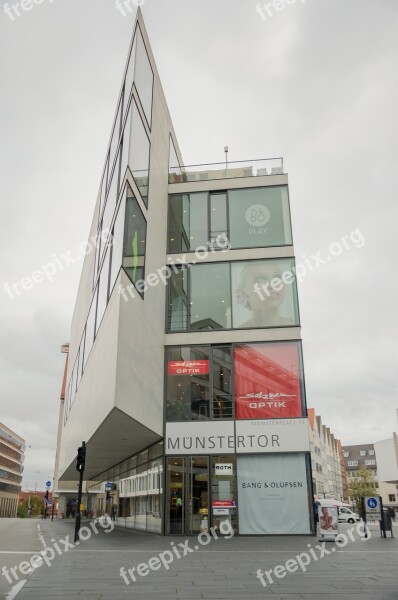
[337,507,360,523]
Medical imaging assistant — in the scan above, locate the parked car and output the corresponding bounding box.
[337,507,360,523]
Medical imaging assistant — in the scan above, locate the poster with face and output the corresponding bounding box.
[234,342,304,419]
[231,258,299,329]
[319,506,339,535]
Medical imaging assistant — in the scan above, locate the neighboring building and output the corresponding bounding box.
[308,409,348,502]
[0,422,25,518]
[342,443,379,499]
[374,428,398,509]
[56,9,313,536]
[343,435,398,509]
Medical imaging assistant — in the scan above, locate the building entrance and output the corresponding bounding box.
[165,455,237,535]
[166,456,209,535]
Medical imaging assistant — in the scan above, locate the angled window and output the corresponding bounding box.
[134,25,154,127]
[123,186,147,295]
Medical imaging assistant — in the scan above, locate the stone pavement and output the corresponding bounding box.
[2,518,398,600]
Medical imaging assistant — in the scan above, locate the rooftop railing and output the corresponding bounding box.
[169,157,284,184]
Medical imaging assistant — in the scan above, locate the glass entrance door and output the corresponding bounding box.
[166,456,210,535]
[189,456,209,534]
[166,457,185,534]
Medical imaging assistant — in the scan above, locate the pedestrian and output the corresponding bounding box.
[313,500,320,531]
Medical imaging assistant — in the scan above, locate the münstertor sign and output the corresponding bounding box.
[165,419,310,455]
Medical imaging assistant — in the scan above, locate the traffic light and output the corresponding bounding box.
[76,444,86,472]
[44,490,49,500]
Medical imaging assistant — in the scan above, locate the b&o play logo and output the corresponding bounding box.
[245,205,270,227]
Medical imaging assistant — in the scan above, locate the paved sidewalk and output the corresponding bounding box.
[3,519,398,600]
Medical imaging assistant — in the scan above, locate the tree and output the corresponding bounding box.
[17,496,45,518]
[348,467,377,512]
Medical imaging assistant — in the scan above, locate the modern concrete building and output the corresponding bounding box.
[56,9,313,535]
[308,409,348,502]
[0,422,25,518]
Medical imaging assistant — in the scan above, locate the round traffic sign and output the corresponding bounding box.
[45,480,52,488]
[367,497,378,509]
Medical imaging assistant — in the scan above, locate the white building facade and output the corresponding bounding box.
[56,10,314,536]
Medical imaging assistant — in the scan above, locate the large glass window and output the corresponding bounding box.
[168,193,208,253]
[166,346,233,421]
[168,186,292,252]
[129,100,150,206]
[229,186,292,248]
[123,187,147,294]
[190,264,231,330]
[166,346,211,421]
[234,342,305,420]
[167,259,298,332]
[134,25,154,127]
[168,268,188,331]
[231,258,299,328]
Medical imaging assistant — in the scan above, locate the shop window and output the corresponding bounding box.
[166,346,211,421]
[234,341,305,419]
[237,454,311,534]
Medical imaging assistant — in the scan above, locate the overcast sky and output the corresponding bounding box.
[1,0,397,491]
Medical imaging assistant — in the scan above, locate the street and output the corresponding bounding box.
[0,518,397,599]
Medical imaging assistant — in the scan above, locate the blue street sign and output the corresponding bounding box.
[367,497,378,510]
[45,499,52,506]
[45,480,52,488]
[105,482,112,491]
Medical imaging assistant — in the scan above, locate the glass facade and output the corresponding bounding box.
[168,186,292,253]
[90,441,163,534]
[167,258,299,332]
[166,342,302,422]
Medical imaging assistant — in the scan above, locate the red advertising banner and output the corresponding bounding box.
[212,500,236,507]
[168,360,209,375]
[234,343,302,419]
